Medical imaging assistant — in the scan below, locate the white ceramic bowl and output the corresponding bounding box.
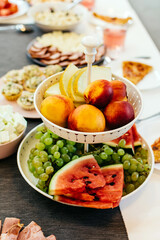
[28,2,87,31]
[34,72,143,144]
[17,123,154,204]
[0,121,27,160]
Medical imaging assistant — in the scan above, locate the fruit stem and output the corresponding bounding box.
[84,143,89,153]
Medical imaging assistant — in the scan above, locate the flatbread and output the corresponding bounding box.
[151,137,160,163]
[93,12,132,25]
[122,61,153,85]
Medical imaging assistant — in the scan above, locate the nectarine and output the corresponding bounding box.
[84,79,113,108]
[111,80,127,102]
[104,101,135,129]
[40,95,74,127]
[68,104,106,132]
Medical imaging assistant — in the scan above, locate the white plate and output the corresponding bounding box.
[0,0,29,22]
[107,58,160,91]
[28,2,88,32]
[17,123,154,205]
[137,117,160,170]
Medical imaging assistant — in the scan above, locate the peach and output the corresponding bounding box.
[68,104,106,132]
[111,80,127,102]
[84,79,113,108]
[40,95,74,127]
[104,101,135,129]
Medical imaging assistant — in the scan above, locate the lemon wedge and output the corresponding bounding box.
[73,66,111,97]
[44,80,61,98]
[59,63,78,96]
[68,69,85,103]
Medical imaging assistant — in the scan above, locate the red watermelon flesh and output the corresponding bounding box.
[59,164,124,208]
[105,128,134,153]
[54,195,120,209]
[132,124,142,147]
[48,155,106,196]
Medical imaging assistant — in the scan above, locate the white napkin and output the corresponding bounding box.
[120,170,160,240]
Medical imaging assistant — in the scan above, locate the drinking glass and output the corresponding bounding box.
[81,0,95,11]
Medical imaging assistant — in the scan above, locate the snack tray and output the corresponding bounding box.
[34,72,143,144]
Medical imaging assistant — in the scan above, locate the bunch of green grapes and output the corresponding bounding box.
[90,139,151,196]
[27,125,84,192]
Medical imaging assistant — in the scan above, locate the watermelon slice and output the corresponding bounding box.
[54,195,120,209]
[48,155,106,195]
[132,124,142,147]
[53,164,124,209]
[105,128,134,153]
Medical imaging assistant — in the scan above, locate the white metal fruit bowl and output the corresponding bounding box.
[34,71,143,144]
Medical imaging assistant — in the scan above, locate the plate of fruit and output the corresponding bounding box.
[17,123,154,209]
[0,0,29,20]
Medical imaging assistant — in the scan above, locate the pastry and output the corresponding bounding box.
[151,137,160,163]
[2,82,23,101]
[17,91,34,110]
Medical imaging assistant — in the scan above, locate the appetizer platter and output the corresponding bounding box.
[0,64,62,118]
[0,0,29,21]
[27,31,106,67]
[107,58,160,91]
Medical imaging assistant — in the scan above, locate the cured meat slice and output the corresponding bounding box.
[17,221,45,240]
[2,218,20,234]
[46,235,56,240]
[1,223,23,240]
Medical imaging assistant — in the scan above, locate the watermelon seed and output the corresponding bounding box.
[112,174,117,178]
[94,196,99,201]
[83,176,89,179]
[110,182,115,186]
[85,181,92,185]
[71,179,75,182]
[94,173,98,176]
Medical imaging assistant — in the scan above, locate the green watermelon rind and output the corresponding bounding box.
[48,154,96,195]
[101,164,123,171]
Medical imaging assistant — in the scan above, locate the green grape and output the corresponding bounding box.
[133,181,140,189]
[104,147,113,155]
[100,152,108,160]
[144,164,151,172]
[43,132,51,139]
[56,140,64,148]
[143,159,148,164]
[118,139,126,148]
[118,149,125,156]
[35,131,43,139]
[61,147,68,154]
[67,140,76,146]
[125,175,131,183]
[40,173,49,181]
[28,162,35,173]
[36,166,44,175]
[37,126,46,132]
[123,191,127,196]
[44,138,53,146]
[56,158,64,167]
[30,148,36,154]
[112,152,120,162]
[51,145,59,154]
[48,155,54,161]
[52,133,59,139]
[77,143,84,150]
[43,161,52,169]
[138,175,146,184]
[128,164,137,173]
[62,154,70,163]
[36,142,45,151]
[131,172,139,181]
[123,160,130,170]
[54,151,61,159]
[39,151,48,162]
[72,155,79,160]
[29,153,34,159]
[94,154,103,165]
[46,166,54,174]
[141,148,148,159]
[47,145,53,154]
[130,158,138,165]
[32,156,42,168]
[66,144,76,153]
[33,170,39,178]
[68,152,73,158]
[136,157,143,164]
[126,184,135,194]
[122,153,133,163]
[38,179,45,187]
[137,163,144,172]
[75,149,82,156]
